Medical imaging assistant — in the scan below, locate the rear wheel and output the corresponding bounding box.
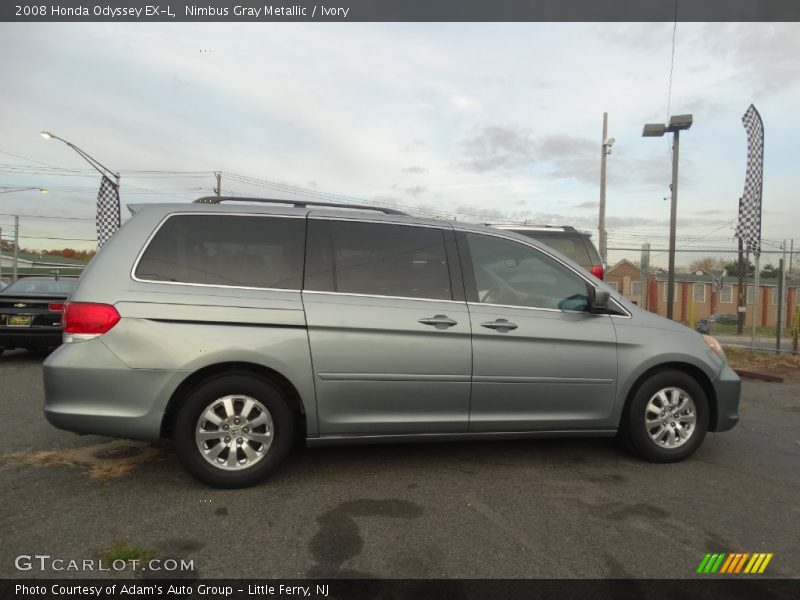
[621,370,709,462]
[174,373,294,488]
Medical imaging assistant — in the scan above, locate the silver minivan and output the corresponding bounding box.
[43,198,740,487]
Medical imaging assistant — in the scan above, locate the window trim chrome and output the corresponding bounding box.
[130,211,306,292]
[302,289,465,305]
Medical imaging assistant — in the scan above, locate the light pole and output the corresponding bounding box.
[0,188,48,281]
[598,112,615,263]
[642,114,693,320]
[40,131,119,186]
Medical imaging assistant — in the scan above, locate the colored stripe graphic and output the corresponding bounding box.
[719,554,736,573]
[734,553,749,573]
[758,554,773,573]
[745,554,761,573]
[710,553,726,573]
[697,554,712,573]
[698,552,773,574]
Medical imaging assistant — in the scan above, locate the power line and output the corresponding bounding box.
[0,213,93,221]
[665,0,679,123]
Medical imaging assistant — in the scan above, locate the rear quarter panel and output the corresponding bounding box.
[66,206,319,436]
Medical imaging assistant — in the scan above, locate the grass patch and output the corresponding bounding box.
[724,345,800,382]
[0,440,163,479]
[97,541,156,563]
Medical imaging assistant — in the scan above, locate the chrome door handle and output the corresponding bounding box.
[418,315,458,329]
[481,319,518,332]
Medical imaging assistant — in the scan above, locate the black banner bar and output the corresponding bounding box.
[3,0,800,23]
[3,579,800,600]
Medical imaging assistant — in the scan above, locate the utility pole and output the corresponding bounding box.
[599,113,613,263]
[13,215,19,282]
[737,238,746,335]
[666,132,680,321]
[214,172,222,197]
[0,226,3,283]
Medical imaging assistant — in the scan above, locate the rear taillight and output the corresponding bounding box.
[63,302,120,342]
[591,265,605,280]
[48,303,64,312]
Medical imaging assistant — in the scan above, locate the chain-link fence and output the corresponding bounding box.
[605,245,800,353]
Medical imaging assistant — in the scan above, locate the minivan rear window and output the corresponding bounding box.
[134,214,305,289]
[509,230,592,268]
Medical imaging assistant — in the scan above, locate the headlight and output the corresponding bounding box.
[703,335,725,360]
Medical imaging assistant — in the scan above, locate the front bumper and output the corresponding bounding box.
[710,365,741,432]
[43,339,184,441]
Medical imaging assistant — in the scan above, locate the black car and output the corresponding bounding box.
[487,224,605,279]
[0,276,77,356]
[696,313,739,334]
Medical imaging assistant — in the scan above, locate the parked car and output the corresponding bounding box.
[696,313,739,334]
[0,276,77,357]
[486,224,605,279]
[43,198,740,487]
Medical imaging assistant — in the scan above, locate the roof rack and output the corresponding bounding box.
[194,196,407,215]
[485,222,577,231]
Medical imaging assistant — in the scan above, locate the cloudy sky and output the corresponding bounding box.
[0,22,798,253]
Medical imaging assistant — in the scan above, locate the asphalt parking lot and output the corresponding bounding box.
[1,349,799,580]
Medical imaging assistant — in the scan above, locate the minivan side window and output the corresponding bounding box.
[464,233,589,311]
[134,214,305,289]
[305,220,453,301]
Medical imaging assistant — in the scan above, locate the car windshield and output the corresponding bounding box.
[1,278,77,295]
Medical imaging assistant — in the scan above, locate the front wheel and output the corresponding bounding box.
[622,370,709,462]
[174,373,294,488]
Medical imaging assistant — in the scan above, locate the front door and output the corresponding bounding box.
[303,217,471,435]
[458,231,618,432]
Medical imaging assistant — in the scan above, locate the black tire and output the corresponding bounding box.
[621,369,709,463]
[174,373,294,488]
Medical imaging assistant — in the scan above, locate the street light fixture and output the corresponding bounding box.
[40,130,119,185]
[642,114,693,320]
[0,186,48,194]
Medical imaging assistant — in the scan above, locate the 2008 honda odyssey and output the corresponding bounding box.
[43,197,740,487]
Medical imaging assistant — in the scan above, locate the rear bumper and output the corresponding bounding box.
[0,328,62,349]
[710,365,741,432]
[43,339,184,441]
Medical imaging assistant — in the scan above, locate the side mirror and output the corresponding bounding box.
[588,286,610,314]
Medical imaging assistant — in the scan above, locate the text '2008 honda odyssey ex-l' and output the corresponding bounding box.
[43,197,740,487]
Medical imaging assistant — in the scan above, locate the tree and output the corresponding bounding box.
[759,262,781,279]
[723,257,755,277]
[688,257,725,274]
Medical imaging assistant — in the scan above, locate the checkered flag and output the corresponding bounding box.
[734,104,764,256]
[96,175,121,248]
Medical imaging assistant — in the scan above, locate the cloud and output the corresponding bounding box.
[457,127,600,183]
[459,126,536,172]
[404,186,426,197]
[401,165,428,174]
[573,201,598,209]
